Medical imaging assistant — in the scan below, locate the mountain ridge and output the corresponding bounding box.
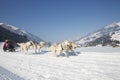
[0,23,44,42]
[76,22,120,47]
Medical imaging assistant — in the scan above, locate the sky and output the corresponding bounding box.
[0,0,120,43]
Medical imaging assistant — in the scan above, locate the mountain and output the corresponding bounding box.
[0,23,44,43]
[76,22,120,47]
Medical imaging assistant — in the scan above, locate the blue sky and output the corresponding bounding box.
[0,0,120,42]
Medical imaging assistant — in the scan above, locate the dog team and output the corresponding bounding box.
[2,39,77,57]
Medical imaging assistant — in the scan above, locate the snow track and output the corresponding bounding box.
[0,46,120,80]
[0,66,24,80]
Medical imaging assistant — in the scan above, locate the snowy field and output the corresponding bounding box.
[0,43,120,80]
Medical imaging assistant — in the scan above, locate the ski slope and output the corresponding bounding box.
[0,43,120,80]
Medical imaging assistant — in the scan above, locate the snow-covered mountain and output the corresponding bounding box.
[0,23,43,42]
[76,22,120,46]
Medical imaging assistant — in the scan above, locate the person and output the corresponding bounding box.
[2,40,8,52]
[7,40,15,52]
[2,40,15,52]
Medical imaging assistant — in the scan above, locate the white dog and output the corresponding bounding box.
[34,41,45,53]
[17,41,35,54]
[49,43,63,57]
[49,40,77,57]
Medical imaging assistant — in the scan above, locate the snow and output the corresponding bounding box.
[0,23,19,33]
[0,43,120,80]
[76,22,120,45]
[104,22,117,29]
[111,30,120,41]
[0,23,43,42]
[116,22,120,26]
[77,31,103,44]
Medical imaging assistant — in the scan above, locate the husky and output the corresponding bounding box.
[49,40,77,57]
[34,41,45,53]
[17,41,35,54]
